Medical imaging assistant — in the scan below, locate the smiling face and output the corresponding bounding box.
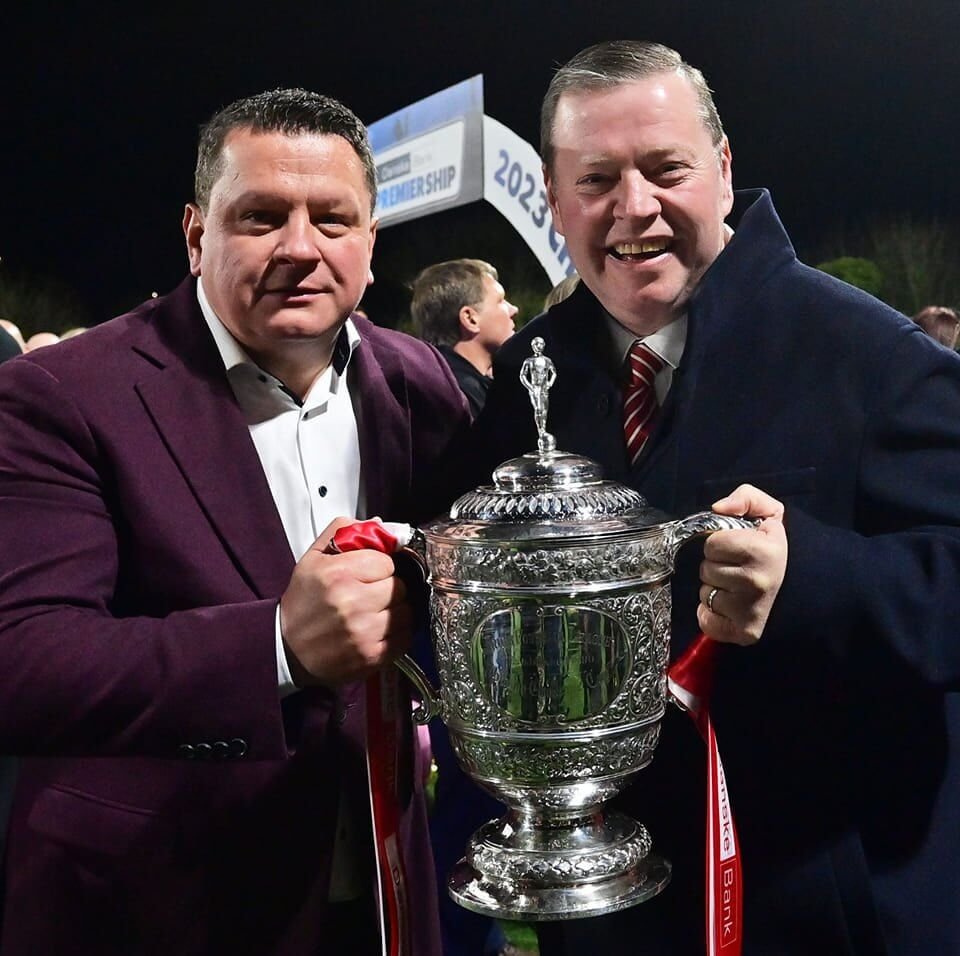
[544,73,733,336]
[183,128,376,379]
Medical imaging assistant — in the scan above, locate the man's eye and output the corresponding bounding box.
[241,210,279,226]
[655,163,688,181]
[576,174,611,190]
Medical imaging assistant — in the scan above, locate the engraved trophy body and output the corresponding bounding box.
[402,338,750,921]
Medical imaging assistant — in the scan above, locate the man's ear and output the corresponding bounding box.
[543,164,565,237]
[718,137,734,218]
[458,304,478,338]
[366,217,378,287]
[183,203,205,277]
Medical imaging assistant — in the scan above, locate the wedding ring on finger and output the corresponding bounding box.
[706,587,719,614]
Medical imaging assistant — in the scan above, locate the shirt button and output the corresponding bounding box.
[318,486,328,498]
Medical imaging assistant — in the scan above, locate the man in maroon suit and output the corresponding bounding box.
[0,89,469,954]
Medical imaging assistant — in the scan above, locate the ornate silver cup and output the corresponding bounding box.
[398,339,751,921]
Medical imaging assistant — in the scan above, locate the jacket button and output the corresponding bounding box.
[211,741,229,760]
[332,702,347,726]
[228,738,248,758]
[178,743,196,759]
[195,742,213,760]
[596,394,610,415]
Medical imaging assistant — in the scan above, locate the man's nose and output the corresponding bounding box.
[274,213,321,262]
[616,171,661,220]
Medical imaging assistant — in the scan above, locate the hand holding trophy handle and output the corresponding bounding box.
[326,520,441,723]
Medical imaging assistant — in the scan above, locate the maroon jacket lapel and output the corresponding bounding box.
[130,279,295,600]
[350,322,413,522]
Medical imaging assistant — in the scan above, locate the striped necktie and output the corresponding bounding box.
[623,340,665,465]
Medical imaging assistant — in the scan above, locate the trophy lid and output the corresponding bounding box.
[426,338,670,542]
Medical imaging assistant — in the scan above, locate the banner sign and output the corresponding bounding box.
[482,115,576,286]
[369,76,575,285]
[369,76,484,228]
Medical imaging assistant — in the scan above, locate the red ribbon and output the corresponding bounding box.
[329,521,412,956]
[668,636,743,956]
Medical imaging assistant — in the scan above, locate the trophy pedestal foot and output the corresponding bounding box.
[447,810,671,921]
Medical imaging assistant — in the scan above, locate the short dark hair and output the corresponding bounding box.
[541,40,725,172]
[410,259,498,347]
[194,88,377,212]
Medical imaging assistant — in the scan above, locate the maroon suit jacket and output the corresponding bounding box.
[0,278,469,954]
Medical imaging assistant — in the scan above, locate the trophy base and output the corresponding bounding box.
[447,810,671,921]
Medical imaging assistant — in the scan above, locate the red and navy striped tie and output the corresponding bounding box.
[623,340,665,465]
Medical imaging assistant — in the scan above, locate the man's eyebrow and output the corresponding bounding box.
[576,145,697,167]
[228,190,285,206]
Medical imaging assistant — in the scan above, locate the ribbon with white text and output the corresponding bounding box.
[668,635,743,956]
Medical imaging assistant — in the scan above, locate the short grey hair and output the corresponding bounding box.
[540,40,725,172]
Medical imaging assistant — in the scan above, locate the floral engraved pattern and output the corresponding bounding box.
[452,725,661,783]
[450,485,646,522]
[427,538,672,589]
[468,834,652,885]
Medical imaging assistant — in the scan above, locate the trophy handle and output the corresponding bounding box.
[391,528,442,723]
[395,654,442,724]
[665,512,759,562]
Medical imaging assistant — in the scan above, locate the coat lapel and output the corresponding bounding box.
[131,281,294,600]
[548,295,630,483]
[350,329,412,521]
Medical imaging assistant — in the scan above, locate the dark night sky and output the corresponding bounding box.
[4,0,959,322]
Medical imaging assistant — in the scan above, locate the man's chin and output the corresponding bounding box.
[264,310,345,339]
[594,287,682,336]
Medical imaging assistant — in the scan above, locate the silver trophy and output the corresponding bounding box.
[398,338,751,921]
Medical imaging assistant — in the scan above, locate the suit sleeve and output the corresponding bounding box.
[768,327,960,686]
[0,359,290,759]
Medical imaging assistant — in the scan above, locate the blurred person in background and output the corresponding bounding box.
[912,304,960,349]
[60,327,89,340]
[0,322,25,354]
[543,272,580,310]
[24,331,60,351]
[0,326,20,363]
[411,258,517,417]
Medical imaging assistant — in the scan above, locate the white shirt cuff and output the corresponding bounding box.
[275,603,299,699]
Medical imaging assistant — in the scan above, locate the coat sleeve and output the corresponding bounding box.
[0,358,291,759]
[769,326,960,687]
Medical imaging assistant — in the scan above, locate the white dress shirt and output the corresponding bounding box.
[197,281,367,901]
[604,311,688,404]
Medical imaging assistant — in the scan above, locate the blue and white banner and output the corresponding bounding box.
[368,75,575,285]
[369,76,484,228]
[481,115,576,286]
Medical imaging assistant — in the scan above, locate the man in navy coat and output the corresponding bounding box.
[0,89,468,954]
[456,41,960,955]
